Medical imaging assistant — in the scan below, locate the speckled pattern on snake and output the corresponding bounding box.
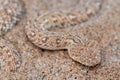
[0,0,23,36]
[0,0,23,72]
[25,0,103,66]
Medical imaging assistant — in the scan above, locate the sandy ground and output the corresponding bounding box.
[0,0,120,80]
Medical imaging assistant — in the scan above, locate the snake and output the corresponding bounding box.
[25,0,103,67]
[0,0,23,72]
[0,38,22,72]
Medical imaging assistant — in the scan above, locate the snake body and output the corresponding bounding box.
[0,0,23,35]
[0,0,23,72]
[25,0,103,66]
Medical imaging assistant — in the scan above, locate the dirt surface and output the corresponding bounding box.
[0,0,120,80]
